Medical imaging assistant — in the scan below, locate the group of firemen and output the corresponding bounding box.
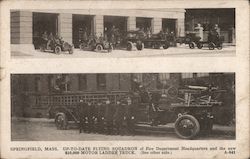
[77,96,137,135]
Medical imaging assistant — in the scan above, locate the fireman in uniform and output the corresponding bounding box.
[124,96,137,135]
[94,100,106,134]
[113,98,126,135]
[78,99,88,133]
[83,100,93,133]
[104,98,115,135]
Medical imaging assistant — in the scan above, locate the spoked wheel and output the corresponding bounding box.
[55,113,68,130]
[208,42,215,50]
[174,115,200,139]
[54,46,61,54]
[197,42,203,49]
[163,42,170,49]
[96,44,103,52]
[189,42,195,49]
[127,42,133,51]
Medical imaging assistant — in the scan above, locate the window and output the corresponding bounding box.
[34,77,41,92]
[97,74,106,90]
[79,75,87,91]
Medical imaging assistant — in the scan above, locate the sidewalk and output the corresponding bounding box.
[11,44,236,58]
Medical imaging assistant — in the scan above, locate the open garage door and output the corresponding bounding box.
[104,16,127,34]
[33,12,58,49]
[72,14,94,48]
[136,17,152,32]
[162,19,177,35]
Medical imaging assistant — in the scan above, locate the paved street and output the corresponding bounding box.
[11,118,235,141]
[11,44,235,58]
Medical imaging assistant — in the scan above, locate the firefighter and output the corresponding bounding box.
[88,100,97,133]
[90,100,98,134]
[78,99,88,133]
[83,100,92,133]
[94,101,105,134]
[113,99,126,135]
[124,96,136,135]
[104,98,115,135]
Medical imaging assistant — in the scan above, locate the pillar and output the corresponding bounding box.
[177,18,185,37]
[151,18,162,34]
[58,13,72,44]
[93,15,103,37]
[11,10,32,44]
[127,16,136,31]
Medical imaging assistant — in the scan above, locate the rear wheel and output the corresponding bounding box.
[55,113,68,130]
[163,42,170,49]
[189,42,195,49]
[197,42,203,49]
[174,114,200,139]
[96,44,103,52]
[54,46,61,54]
[208,42,215,50]
[127,42,133,51]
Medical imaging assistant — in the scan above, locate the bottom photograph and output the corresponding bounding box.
[11,73,235,141]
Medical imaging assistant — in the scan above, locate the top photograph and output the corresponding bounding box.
[10,8,235,58]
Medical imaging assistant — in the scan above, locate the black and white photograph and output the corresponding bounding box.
[11,73,235,141]
[11,8,235,58]
[1,0,249,158]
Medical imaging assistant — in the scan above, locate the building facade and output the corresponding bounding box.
[11,73,235,121]
[11,9,185,48]
[185,8,235,43]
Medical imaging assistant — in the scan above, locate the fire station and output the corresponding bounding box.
[11,9,185,48]
[11,8,235,49]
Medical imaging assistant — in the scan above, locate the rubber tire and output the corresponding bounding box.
[54,46,61,54]
[96,44,103,52]
[208,42,215,50]
[163,42,170,49]
[55,113,68,130]
[127,42,133,51]
[189,42,195,49]
[174,114,200,139]
[197,42,203,49]
[136,43,143,50]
